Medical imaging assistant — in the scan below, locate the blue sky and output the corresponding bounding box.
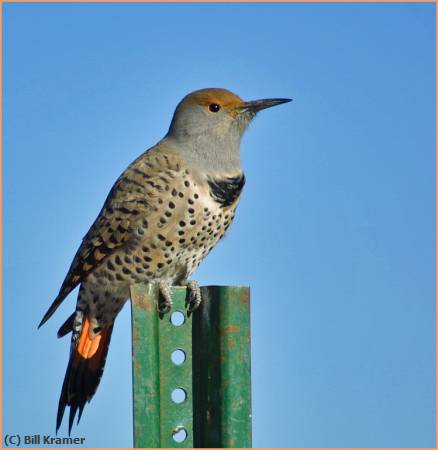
[3,2,435,447]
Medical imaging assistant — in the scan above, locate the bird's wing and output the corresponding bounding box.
[39,146,181,327]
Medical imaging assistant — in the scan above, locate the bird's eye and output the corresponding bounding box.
[209,103,221,112]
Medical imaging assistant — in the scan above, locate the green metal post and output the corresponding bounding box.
[131,284,251,448]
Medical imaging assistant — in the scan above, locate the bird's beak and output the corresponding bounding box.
[240,98,292,113]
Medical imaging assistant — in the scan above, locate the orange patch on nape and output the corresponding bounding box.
[75,317,102,360]
[182,88,245,112]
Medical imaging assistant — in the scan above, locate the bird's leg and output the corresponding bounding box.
[157,280,173,315]
[181,280,203,315]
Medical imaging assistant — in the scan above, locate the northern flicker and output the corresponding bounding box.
[39,88,291,433]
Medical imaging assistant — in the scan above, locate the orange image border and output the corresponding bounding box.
[0,1,435,449]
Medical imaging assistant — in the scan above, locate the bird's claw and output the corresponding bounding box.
[157,281,173,316]
[182,280,202,315]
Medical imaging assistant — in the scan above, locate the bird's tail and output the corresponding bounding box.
[57,315,114,434]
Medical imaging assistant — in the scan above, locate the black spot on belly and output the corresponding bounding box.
[208,173,245,207]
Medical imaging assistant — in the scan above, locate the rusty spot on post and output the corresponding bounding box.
[224,324,240,333]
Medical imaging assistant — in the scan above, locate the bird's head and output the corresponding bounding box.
[168,88,291,140]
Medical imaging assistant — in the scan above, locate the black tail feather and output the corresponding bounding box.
[77,404,85,425]
[57,313,75,338]
[56,387,67,434]
[68,402,80,436]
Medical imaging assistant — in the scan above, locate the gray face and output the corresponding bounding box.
[168,102,254,141]
[165,103,252,174]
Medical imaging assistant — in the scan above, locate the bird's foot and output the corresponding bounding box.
[157,281,173,316]
[181,280,202,315]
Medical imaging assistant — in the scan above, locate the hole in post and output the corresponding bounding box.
[171,388,187,404]
[172,427,188,443]
[171,349,186,365]
[170,311,185,326]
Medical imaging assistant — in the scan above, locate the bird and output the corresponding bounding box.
[39,87,291,434]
